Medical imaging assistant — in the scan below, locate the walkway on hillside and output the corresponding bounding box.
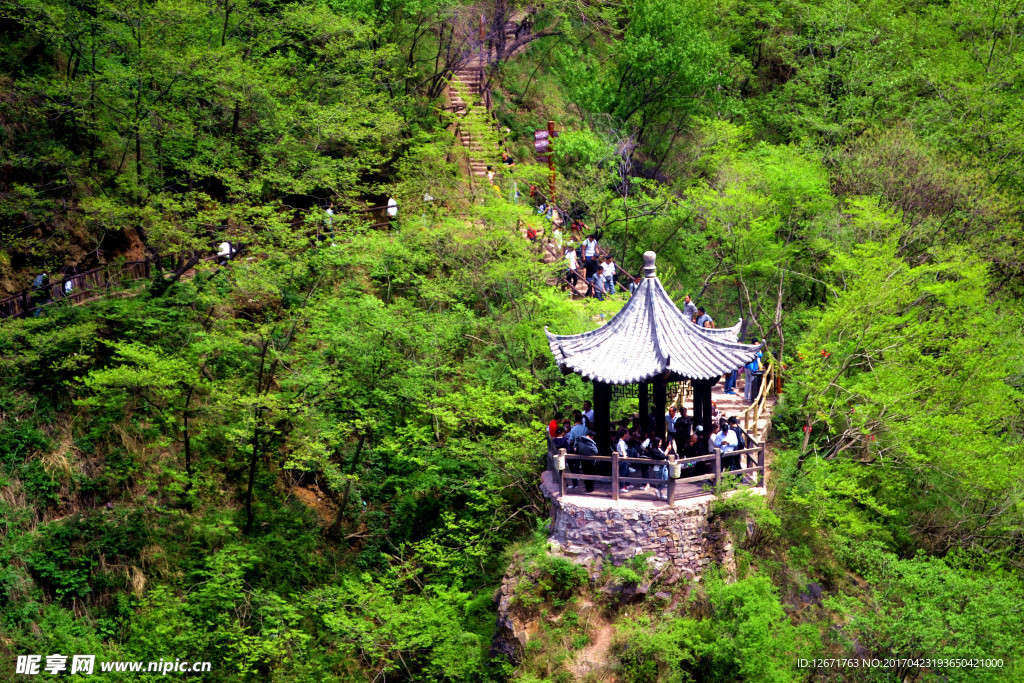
[447,20,522,181]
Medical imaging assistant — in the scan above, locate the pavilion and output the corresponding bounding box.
[546,251,761,456]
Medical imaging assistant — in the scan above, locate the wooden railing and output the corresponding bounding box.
[0,259,156,320]
[742,361,775,438]
[0,199,429,323]
[0,252,235,322]
[546,435,766,507]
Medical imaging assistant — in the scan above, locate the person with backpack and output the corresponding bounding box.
[551,427,571,452]
[567,412,587,447]
[728,416,749,450]
[744,342,765,403]
[564,413,588,490]
[574,430,599,492]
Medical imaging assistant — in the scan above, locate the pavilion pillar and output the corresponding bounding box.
[692,378,718,435]
[593,381,612,456]
[638,382,648,433]
[653,375,667,443]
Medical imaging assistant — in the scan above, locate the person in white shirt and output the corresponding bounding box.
[582,400,594,428]
[600,256,616,294]
[583,234,598,261]
[216,241,234,265]
[565,246,579,287]
[552,227,563,250]
[615,428,633,492]
[721,425,739,453]
[710,423,725,451]
[387,197,398,218]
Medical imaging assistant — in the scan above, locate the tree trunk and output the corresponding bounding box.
[243,407,261,534]
[330,431,369,535]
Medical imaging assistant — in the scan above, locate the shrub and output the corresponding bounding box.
[614,573,820,682]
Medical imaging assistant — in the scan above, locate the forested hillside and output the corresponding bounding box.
[0,0,1022,680]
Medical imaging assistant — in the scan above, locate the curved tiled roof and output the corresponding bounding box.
[693,318,743,343]
[545,252,760,384]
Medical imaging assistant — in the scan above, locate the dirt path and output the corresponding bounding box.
[567,607,617,680]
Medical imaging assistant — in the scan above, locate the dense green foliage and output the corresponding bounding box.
[1,0,1022,679]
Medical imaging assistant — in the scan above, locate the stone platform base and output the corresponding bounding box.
[540,471,740,580]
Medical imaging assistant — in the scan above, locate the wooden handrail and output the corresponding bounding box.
[0,253,223,322]
[742,362,775,438]
[548,432,766,505]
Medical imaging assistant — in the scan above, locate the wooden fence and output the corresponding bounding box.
[0,204,408,323]
[0,259,156,321]
[742,361,775,438]
[546,434,766,507]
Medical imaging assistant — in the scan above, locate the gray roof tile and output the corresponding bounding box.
[545,252,759,384]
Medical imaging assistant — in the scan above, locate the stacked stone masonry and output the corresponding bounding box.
[545,496,735,580]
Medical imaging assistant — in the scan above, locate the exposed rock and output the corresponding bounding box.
[619,581,651,605]
[800,582,824,605]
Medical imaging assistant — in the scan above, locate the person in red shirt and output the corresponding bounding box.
[548,412,564,437]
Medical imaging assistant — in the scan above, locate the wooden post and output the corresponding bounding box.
[759,442,766,486]
[638,382,648,431]
[692,378,715,435]
[559,448,567,496]
[713,447,721,489]
[21,291,30,318]
[612,448,619,501]
[667,456,676,507]
[654,374,666,443]
[547,120,556,205]
[594,381,611,456]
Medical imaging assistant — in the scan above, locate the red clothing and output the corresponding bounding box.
[548,420,559,437]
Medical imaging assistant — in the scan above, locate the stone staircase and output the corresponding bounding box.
[445,14,598,299]
[447,21,520,180]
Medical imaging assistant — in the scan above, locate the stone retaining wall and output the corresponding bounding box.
[545,496,735,580]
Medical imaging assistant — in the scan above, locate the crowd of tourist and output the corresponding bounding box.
[547,387,762,500]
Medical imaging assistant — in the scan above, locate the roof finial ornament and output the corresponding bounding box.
[643,251,657,278]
